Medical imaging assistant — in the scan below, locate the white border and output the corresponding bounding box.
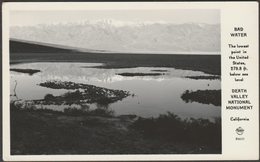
[2,2,259,161]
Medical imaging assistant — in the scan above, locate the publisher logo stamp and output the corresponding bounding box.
[235,127,244,135]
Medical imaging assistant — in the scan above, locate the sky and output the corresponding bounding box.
[10,10,220,26]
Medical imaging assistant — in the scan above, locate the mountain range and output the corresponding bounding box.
[10,20,220,54]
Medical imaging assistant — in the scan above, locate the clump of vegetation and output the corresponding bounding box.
[131,112,221,149]
[44,94,56,101]
[116,72,165,77]
[39,81,86,90]
[10,100,37,110]
[63,107,114,117]
[185,75,220,80]
[10,100,63,115]
[10,68,41,75]
[11,101,114,117]
[36,81,131,106]
[181,90,221,106]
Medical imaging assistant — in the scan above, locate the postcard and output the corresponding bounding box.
[2,1,259,161]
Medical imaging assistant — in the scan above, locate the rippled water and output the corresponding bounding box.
[10,62,221,119]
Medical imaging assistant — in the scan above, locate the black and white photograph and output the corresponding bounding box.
[9,7,222,155]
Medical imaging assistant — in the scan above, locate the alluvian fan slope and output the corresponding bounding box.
[10,20,220,53]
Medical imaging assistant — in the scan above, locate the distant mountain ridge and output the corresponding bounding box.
[10,20,220,54]
[10,39,76,53]
[10,38,110,53]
